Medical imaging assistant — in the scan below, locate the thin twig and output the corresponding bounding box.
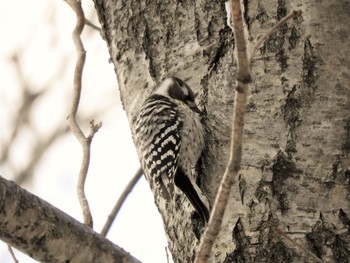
[65,0,101,228]
[249,10,302,64]
[165,247,170,263]
[100,168,143,236]
[195,1,249,262]
[273,227,324,263]
[7,245,19,263]
[85,18,101,31]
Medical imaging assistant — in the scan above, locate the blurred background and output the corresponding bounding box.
[0,0,168,262]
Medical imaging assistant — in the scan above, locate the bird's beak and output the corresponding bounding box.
[186,101,201,114]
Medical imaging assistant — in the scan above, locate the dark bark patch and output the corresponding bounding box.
[302,38,319,88]
[260,239,293,263]
[288,26,299,49]
[261,24,288,72]
[199,75,209,114]
[276,0,287,21]
[238,174,247,204]
[346,169,350,193]
[191,213,205,240]
[258,0,299,72]
[142,23,157,79]
[271,151,300,213]
[306,213,335,260]
[246,98,257,112]
[282,85,302,155]
[332,234,350,263]
[165,25,174,47]
[194,13,203,44]
[207,26,233,73]
[255,179,271,203]
[254,215,294,263]
[338,209,350,233]
[281,38,319,156]
[256,2,269,25]
[276,48,288,72]
[323,154,350,196]
[207,20,214,39]
[341,118,350,155]
[242,0,251,30]
[224,218,253,263]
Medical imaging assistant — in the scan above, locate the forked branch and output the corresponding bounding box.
[65,0,101,228]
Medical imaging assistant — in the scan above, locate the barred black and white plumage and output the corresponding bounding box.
[133,77,210,222]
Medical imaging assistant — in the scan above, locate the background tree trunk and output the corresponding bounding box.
[93,0,350,262]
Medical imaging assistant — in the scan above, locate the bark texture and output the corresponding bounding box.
[93,0,350,262]
[0,176,140,263]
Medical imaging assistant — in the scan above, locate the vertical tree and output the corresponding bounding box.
[93,0,350,262]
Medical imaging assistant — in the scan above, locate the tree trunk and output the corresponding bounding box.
[93,0,350,262]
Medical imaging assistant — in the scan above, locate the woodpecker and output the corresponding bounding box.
[133,77,210,222]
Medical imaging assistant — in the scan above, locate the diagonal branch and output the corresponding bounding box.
[101,168,143,237]
[65,0,102,228]
[85,18,101,31]
[249,10,302,64]
[7,245,19,263]
[0,175,141,263]
[273,227,324,263]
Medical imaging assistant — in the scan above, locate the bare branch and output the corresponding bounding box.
[0,175,141,263]
[195,1,249,261]
[65,0,101,228]
[249,10,302,64]
[273,227,324,263]
[7,245,19,263]
[165,247,170,263]
[85,18,101,31]
[101,168,143,237]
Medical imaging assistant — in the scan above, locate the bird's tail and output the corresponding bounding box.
[175,169,210,223]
